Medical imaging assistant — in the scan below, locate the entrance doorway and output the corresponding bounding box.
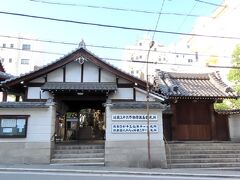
[55,100,106,142]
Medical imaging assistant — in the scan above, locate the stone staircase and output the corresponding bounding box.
[166,142,240,168]
[51,142,105,166]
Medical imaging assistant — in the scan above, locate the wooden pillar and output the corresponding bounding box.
[2,92,7,102]
[16,95,20,102]
[210,103,217,140]
[171,102,177,140]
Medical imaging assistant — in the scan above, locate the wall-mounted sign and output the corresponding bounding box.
[0,116,28,138]
[112,124,158,134]
[112,114,157,121]
[1,119,17,127]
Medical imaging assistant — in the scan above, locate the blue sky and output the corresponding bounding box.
[0,0,223,64]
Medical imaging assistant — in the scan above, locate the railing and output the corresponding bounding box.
[163,136,172,168]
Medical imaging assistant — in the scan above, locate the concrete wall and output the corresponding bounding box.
[229,114,240,142]
[104,104,167,168]
[0,104,55,164]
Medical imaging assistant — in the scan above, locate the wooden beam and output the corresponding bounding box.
[210,103,217,140]
[2,92,7,102]
[98,67,101,83]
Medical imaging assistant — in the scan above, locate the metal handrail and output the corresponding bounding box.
[163,136,171,168]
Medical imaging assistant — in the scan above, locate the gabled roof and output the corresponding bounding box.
[1,47,148,90]
[154,70,238,100]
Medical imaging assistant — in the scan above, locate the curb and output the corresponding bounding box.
[0,167,239,179]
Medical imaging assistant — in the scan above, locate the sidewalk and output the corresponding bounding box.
[0,164,240,178]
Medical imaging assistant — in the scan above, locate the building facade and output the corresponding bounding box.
[0,34,44,76]
[0,47,166,168]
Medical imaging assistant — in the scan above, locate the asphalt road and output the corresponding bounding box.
[0,171,239,180]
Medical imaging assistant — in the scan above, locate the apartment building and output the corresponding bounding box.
[0,34,44,76]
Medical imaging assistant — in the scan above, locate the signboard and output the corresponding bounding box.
[1,119,17,127]
[111,124,158,134]
[0,117,28,138]
[112,114,157,121]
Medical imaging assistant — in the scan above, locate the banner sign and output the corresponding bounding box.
[111,124,158,134]
[112,114,157,121]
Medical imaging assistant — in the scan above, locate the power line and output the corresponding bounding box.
[177,1,198,31]
[195,0,226,7]
[0,46,64,55]
[29,0,209,18]
[0,46,235,69]
[1,11,240,40]
[0,34,232,59]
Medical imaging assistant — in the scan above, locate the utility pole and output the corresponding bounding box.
[146,40,154,168]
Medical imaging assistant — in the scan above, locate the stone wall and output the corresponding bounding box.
[0,104,55,164]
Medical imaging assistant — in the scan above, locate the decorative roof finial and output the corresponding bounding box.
[79,39,86,49]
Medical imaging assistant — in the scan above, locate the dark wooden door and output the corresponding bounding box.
[173,101,211,140]
[215,113,229,141]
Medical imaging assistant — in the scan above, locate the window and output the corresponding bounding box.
[9,58,12,63]
[10,44,14,48]
[21,59,30,64]
[139,55,142,59]
[188,59,193,63]
[22,44,31,50]
[1,58,4,63]
[139,42,142,46]
[2,43,6,48]
[0,115,28,138]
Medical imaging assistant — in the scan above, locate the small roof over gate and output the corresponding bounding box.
[154,70,238,100]
[41,82,117,92]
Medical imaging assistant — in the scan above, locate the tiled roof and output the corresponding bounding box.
[154,70,238,99]
[215,109,240,115]
[108,101,165,109]
[0,102,50,108]
[0,72,14,81]
[41,82,117,91]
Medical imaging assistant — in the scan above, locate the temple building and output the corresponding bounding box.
[0,47,239,168]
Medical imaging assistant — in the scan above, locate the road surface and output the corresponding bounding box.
[0,171,238,180]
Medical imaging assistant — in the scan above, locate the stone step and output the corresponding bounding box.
[51,157,104,164]
[171,157,240,164]
[55,144,104,150]
[169,146,240,151]
[54,149,105,154]
[169,153,240,159]
[168,142,240,145]
[169,149,240,154]
[50,162,105,166]
[53,152,104,159]
[170,162,240,169]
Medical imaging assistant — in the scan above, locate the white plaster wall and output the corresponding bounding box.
[135,89,155,101]
[110,88,133,100]
[65,61,81,82]
[0,105,56,143]
[105,107,163,141]
[229,114,240,141]
[83,62,98,82]
[118,78,131,83]
[30,77,45,83]
[27,87,51,99]
[101,70,116,82]
[47,69,63,82]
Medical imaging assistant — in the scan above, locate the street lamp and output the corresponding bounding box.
[146,40,154,168]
